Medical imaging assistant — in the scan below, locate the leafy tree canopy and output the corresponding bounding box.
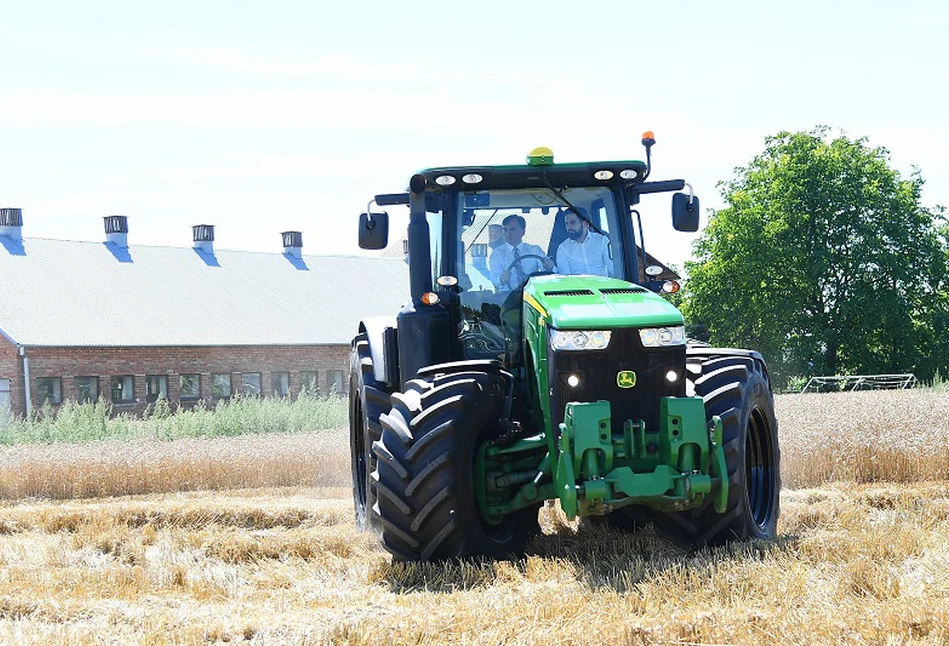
[683,127,949,387]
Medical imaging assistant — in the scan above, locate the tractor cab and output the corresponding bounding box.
[358,136,698,381]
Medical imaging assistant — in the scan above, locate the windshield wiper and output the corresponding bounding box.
[540,168,606,235]
[464,209,499,255]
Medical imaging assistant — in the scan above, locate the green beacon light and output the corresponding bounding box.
[526,146,555,167]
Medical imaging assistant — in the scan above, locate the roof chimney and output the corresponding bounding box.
[0,208,23,241]
[282,231,303,258]
[104,215,129,248]
[192,224,214,253]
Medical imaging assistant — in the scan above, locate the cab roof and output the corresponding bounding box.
[416,159,648,191]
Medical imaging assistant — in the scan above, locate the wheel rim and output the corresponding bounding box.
[745,407,777,530]
[474,422,528,545]
[352,397,367,506]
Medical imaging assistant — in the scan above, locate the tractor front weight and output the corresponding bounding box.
[477,398,728,524]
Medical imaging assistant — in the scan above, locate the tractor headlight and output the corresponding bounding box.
[638,325,686,347]
[550,329,612,351]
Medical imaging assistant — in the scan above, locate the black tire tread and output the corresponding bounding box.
[648,353,780,547]
[349,334,393,531]
[373,369,537,561]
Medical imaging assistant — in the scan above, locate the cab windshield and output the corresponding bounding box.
[453,186,625,361]
[456,186,624,291]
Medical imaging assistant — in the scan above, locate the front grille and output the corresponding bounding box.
[599,287,645,295]
[547,328,686,434]
[543,289,595,297]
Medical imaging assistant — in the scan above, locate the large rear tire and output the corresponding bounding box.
[647,353,781,547]
[373,363,539,561]
[349,334,391,531]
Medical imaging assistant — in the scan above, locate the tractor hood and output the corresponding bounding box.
[523,275,684,329]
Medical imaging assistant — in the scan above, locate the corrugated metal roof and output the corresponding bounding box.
[0,237,410,347]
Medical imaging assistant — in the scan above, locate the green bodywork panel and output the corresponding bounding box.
[523,274,684,329]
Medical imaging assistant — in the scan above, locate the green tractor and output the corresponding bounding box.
[350,133,780,561]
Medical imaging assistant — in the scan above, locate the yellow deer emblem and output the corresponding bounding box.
[616,370,637,389]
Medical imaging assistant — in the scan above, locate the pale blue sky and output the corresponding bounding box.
[2,0,946,266]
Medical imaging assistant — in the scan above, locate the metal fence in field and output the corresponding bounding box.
[799,373,918,393]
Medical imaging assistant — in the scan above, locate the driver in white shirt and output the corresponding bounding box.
[488,214,554,291]
[556,207,613,277]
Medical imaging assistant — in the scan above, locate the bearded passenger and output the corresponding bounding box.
[555,207,612,277]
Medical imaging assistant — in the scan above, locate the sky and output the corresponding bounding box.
[2,0,947,268]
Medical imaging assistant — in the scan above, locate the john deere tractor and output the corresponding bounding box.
[350,133,780,561]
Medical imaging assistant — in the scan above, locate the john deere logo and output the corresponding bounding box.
[616,370,637,388]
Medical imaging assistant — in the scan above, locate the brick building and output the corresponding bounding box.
[0,210,408,418]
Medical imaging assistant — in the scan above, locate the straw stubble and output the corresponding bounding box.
[1,389,948,643]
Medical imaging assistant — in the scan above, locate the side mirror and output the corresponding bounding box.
[672,192,700,232]
[358,212,389,250]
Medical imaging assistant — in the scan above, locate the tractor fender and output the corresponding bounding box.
[358,316,398,387]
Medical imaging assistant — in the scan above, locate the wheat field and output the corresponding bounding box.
[1,389,948,644]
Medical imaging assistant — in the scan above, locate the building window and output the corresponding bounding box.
[146,375,168,403]
[0,378,9,414]
[37,377,63,405]
[212,373,232,399]
[180,374,201,400]
[326,370,345,396]
[241,373,262,397]
[272,372,290,397]
[75,377,99,403]
[111,375,134,403]
[300,371,317,394]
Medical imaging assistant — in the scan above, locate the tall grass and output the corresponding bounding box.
[776,387,949,487]
[0,431,348,499]
[931,371,949,392]
[0,393,347,446]
[3,386,948,500]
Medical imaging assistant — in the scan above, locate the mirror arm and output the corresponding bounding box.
[365,200,377,228]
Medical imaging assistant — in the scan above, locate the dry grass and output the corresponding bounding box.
[1,389,948,643]
[1,483,948,644]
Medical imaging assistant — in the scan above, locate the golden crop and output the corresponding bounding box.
[0,389,947,644]
[777,389,949,487]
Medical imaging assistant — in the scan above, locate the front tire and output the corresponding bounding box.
[373,363,539,561]
[650,353,781,546]
[349,334,391,531]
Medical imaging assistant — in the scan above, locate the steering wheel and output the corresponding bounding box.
[504,253,549,274]
[503,253,554,290]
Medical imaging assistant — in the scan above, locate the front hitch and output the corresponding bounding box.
[554,398,724,520]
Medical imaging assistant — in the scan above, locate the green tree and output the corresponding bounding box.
[683,127,949,387]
